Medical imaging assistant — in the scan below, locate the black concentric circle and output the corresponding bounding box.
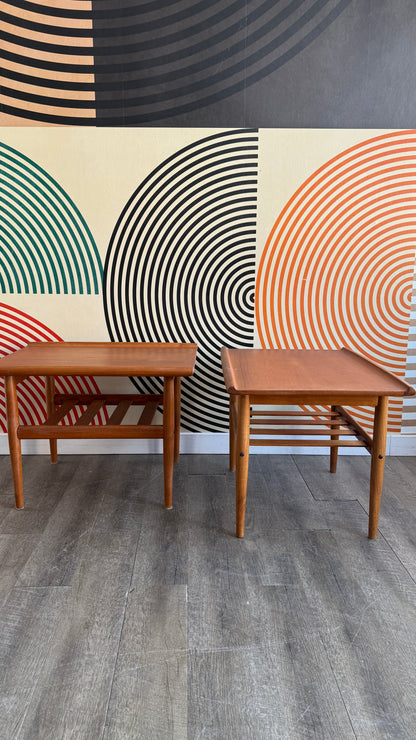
[103,129,258,431]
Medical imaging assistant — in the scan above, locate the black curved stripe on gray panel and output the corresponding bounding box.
[1,0,352,124]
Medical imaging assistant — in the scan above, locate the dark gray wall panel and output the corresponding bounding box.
[92,0,416,127]
[2,0,415,127]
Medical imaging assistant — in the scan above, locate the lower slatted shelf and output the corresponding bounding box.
[248,406,372,451]
[17,392,165,440]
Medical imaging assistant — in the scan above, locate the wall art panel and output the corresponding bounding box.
[0,127,415,439]
[0,302,108,432]
[2,1,416,129]
[104,128,258,431]
[0,127,258,432]
[256,129,416,432]
[1,142,102,294]
[402,270,416,433]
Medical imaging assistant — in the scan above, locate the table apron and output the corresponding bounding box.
[244,394,381,406]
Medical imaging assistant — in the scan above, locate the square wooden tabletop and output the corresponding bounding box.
[221,347,415,398]
[0,342,198,377]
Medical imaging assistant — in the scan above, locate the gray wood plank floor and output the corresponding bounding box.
[0,453,415,739]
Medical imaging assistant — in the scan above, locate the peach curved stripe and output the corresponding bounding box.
[2,40,94,65]
[3,21,93,46]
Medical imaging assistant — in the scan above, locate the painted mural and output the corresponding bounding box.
[2,1,416,129]
[1,1,416,441]
[0,127,415,436]
[103,128,258,431]
[0,302,108,433]
[256,130,416,433]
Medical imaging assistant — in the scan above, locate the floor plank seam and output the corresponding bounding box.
[98,527,143,739]
[321,636,359,739]
[291,454,327,502]
[377,531,416,587]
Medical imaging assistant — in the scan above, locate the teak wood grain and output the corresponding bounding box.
[221,347,415,539]
[0,341,197,377]
[221,347,415,397]
[0,342,197,510]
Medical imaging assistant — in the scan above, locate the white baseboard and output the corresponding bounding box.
[0,432,415,455]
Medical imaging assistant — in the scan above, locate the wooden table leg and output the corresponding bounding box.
[174,376,181,464]
[45,376,58,463]
[368,395,388,539]
[5,375,24,509]
[163,376,175,509]
[236,394,250,538]
[229,394,237,472]
[330,404,339,474]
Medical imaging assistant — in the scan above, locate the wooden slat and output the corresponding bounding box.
[250,427,356,436]
[107,400,132,426]
[44,400,75,425]
[138,401,160,426]
[334,405,373,450]
[249,438,366,447]
[54,393,163,406]
[74,400,105,426]
[250,418,345,426]
[250,410,338,417]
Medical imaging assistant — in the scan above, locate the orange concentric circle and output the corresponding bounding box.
[256,131,416,430]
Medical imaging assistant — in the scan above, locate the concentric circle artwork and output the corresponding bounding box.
[1,0,352,125]
[104,129,258,431]
[402,266,416,433]
[256,130,416,431]
[0,143,102,294]
[0,303,108,432]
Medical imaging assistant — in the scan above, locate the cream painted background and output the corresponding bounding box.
[1,127,415,453]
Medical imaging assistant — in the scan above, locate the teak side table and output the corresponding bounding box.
[221,347,415,539]
[0,342,197,510]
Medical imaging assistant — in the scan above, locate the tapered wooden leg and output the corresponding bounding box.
[174,376,181,463]
[229,394,238,472]
[330,405,339,474]
[163,376,175,509]
[5,375,24,509]
[368,396,388,539]
[45,376,58,463]
[236,394,250,538]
